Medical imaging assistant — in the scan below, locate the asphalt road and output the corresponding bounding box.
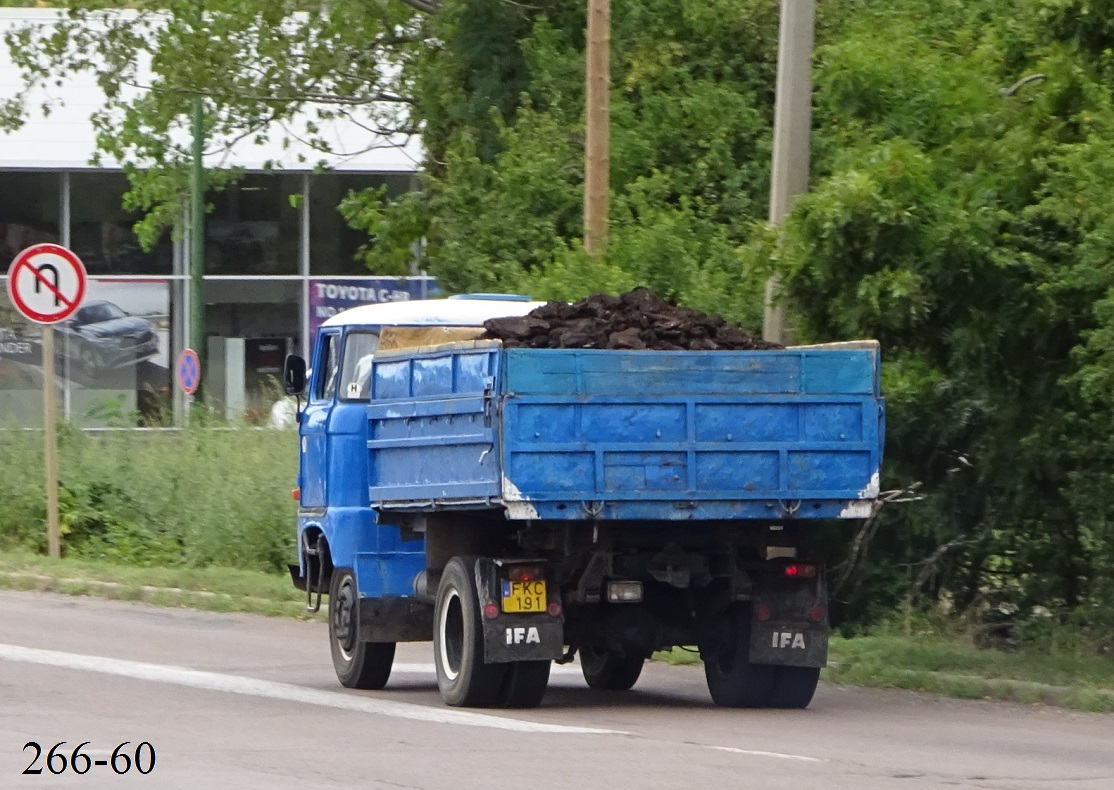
[0,590,1110,790]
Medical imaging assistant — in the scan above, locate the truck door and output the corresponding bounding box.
[298,329,340,508]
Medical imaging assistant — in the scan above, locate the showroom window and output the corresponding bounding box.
[309,173,411,276]
[206,173,301,275]
[70,172,172,275]
[0,171,61,274]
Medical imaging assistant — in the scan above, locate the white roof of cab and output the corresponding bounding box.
[321,298,548,329]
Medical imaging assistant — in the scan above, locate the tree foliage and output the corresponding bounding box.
[1,0,420,243]
[368,0,784,329]
[761,0,1114,635]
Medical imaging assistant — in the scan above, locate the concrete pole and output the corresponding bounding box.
[762,0,815,344]
[190,95,206,395]
[584,0,610,255]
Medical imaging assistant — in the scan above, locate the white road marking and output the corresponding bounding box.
[0,643,624,736]
[706,745,824,763]
[392,662,582,676]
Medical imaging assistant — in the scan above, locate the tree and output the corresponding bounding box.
[766,0,1114,636]
[351,0,784,328]
[1,0,422,243]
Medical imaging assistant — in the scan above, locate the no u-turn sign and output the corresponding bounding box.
[6,243,88,324]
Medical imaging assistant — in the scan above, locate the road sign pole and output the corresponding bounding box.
[41,326,61,559]
[7,243,88,561]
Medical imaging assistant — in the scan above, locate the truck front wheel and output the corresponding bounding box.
[434,556,507,707]
[580,645,645,691]
[329,569,396,689]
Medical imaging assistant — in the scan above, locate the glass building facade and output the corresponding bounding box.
[0,169,430,427]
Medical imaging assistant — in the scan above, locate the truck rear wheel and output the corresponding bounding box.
[580,645,645,691]
[329,569,396,689]
[434,556,507,707]
[767,665,821,709]
[498,661,551,708]
[701,605,777,707]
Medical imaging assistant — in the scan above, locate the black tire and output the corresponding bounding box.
[580,645,645,691]
[767,665,821,709]
[701,605,778,707]
[434,556,507,707]
[498,661,551,708]
[329,568,396,690]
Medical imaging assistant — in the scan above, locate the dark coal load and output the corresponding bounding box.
[482,287,784,351]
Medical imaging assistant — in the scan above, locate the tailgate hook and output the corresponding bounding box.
[779,499,802,517]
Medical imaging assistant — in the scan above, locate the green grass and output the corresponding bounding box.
[0,424,298,572]
[825,631,1114,711]
[653,646,702,666]
[828,631,1114,691]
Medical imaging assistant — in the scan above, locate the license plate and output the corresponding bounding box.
[501,580,546,613]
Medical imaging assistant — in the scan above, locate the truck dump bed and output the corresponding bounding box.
[367,341,884,521]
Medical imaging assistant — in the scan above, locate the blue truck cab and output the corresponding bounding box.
[284,297,885,710]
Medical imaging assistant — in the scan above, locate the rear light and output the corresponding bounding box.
[809,606,825,623]
[755,604,772,621]
[546,601,562,617]
[783,562,817,579]
[483,603,499,619]
[291,487,300,501]
[508,564,543,582]
[606,581,643,603]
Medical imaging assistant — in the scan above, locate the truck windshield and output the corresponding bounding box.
[339,331,380,401]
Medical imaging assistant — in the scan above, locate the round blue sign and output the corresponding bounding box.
[177,348,201,395]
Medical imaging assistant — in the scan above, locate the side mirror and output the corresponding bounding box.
[283,354,307,396]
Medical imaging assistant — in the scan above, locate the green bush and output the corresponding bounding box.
[0,424,298,572]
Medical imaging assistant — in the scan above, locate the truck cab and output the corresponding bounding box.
[284,297,547,688]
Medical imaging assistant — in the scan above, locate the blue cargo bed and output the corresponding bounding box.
[367,342,884,521]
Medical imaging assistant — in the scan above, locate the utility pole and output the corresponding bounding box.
[190,94,205,394]
[584,0,610,254]
[763,0,815,344]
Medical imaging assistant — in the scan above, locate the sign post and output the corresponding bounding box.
[6,243,88,559]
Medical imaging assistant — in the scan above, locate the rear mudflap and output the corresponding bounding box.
[475,558,565,663]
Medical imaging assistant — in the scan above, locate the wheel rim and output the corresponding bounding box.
[438,589,464,681]
[333,577,358,661]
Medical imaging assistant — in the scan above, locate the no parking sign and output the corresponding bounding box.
[177,348,201,396]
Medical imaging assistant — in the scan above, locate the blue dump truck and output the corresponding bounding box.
[283,296,885,709]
